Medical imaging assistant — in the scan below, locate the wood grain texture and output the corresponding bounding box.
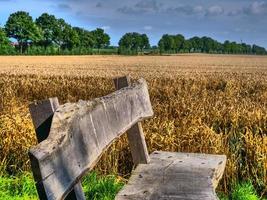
[114,76,150,165]
[29,98,86,200]
[116,151,226,200]
[29,78,153,200]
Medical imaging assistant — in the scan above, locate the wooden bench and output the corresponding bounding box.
[28,76,226,200]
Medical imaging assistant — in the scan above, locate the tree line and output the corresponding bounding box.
[0,11,111,55]
[158,34,266,55]
[0,11,266,55]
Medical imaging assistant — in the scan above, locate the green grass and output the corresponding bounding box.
[0,172,264,200]
[83,172,124,200]
[0,172,37,200]
[231,181,260,200]
[0,172,124,200]
[219,181,263,200]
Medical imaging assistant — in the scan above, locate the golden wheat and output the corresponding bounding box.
[0,55,266,196]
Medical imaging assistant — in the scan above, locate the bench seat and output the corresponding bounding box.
[116,151,226,200]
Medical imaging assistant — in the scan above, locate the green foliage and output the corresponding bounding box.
[2,10,266,55]
[36,13,58,48]
[53,18,70,48]
[0,172,37,200]
[252,45,266,55]
[158,34,185,53]
[0,172,124,200]
[83,172,124,200]
[0,28,15,55]
[62,25,80,50]
[74,27,95,48]
[181,40,192,52]
[118,32,150,55]
[36,13,110,52]
[173,34,185,52]
[158,34,266,55]
[219,181,262,200]
[223,40,252,54]
[158,34,175,53]
[0,28,10,46]
[218,193,229,200]
[140,34,150,50]
[0,172,263,200]
[92,48,118,55]
[231,181,260,200]
[5,11,43,53]
[91,28,110,49]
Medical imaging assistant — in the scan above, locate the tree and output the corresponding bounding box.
[53,18,68,48]
[0,28,14,54]
[252,44,266,55]
[118,33,133,54]
[158,34,175,53]
[0,28,10,46]
[73,27,95,48]
[173,34,185,52]
[157,33,266,55]
[118,32,150,54]
[62,26,80,50]
[5,11,43,53]
[181,40,192,52]
[140,34,150,51]
[223,40,231,54]
[91,28,110,50]
[188,37,203,52]
[36,13,58,48]
[130,33,142,52]
[230,42,238,53]
[51,18,79,51]
[242,43,252,54]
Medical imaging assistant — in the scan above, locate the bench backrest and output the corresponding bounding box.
[28,77,153,200]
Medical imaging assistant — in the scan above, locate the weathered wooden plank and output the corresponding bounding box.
[113,76,150,165]
[29,98,59,143]
[116,151,226,200]
[29,78,153,200]
[29,98,86,200]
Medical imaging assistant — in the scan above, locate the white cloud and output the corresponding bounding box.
[101,26,110,30]
[118,0,160,14]
[207,5,224,16]
[143,25,152,30]
[249,1,267,15]
[193,5,204,13]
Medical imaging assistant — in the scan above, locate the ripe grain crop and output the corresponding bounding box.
[0,54,266,196]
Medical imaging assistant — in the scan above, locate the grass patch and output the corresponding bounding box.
[231,181,260,200]
[219,181,263,200]
[0,172,264,200]
[0,172,37,200]
[0,172,124,200]
[83,172,124,200]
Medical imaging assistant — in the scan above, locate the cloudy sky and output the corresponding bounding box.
[0,0,266,47]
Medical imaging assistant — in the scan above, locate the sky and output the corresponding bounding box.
[0,0,266,47]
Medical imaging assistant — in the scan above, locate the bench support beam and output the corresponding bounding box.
[114,76,150,165]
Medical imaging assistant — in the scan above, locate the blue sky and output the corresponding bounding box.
[0,0,266,47]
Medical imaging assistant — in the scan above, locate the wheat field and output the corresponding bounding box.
[0,54,267,77]
[0,54,266,196]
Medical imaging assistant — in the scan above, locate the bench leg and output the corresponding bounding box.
[29,98,86,200]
